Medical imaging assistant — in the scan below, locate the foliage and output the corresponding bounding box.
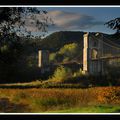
[73,68,83,77]
[49,53,56,63]
[0,7,54,82]
[0,7,53,65]
[52,66,72,82]
[59,43,80,62]
[49,43,82,64]
[49,52,64,63]
[105,17,120,33]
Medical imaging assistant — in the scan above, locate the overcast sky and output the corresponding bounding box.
[35,7,120,36]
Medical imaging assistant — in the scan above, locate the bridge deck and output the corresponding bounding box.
[92,56,120,60]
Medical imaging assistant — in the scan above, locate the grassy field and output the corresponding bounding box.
[0,86,119,113]
[48,105,120,113]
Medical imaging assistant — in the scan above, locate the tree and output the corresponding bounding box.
[105,17,120,33]
[49,43,81,64]
[0,7,53,65]
[0,7,54,82]
[58,43,80,62]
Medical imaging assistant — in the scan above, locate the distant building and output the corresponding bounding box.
[38,50,49,67]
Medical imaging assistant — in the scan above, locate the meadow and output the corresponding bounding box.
[0,86,119,113]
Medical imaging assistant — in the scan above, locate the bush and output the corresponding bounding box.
[73,68,83,77]
[52,66,72,83]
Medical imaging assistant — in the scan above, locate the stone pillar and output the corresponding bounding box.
[83,32,90,74]
[38,50,49,67]
[83,32,104,75]
[38,50,42,67]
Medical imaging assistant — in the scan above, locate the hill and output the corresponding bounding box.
[106,33,120,45]
[37,31,120,52]
[39,31,84,52]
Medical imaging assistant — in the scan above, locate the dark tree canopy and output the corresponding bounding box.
[105,17,120,33]
[0,7,53,37]
[0,7,53,64]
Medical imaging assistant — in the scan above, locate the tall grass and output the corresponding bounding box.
[0,87,119,112]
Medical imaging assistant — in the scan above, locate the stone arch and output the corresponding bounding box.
[91,48,98,59]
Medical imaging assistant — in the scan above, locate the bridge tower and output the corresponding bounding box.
[38,50,50,73]
[38,50,49,67]
[83,32,104,75]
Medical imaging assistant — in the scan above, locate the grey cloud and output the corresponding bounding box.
[22,10,104,33]
[48,10,104,30]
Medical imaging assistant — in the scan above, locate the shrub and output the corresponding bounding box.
[52,66,72,83]
[73,68,83,77]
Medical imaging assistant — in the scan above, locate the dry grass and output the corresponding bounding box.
[0,86,119,112]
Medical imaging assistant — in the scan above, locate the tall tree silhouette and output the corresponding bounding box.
[0,7,54,82]
[105,17,120,34]
[0,7,53,64]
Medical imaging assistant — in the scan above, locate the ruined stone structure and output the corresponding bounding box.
[83,32,104,75]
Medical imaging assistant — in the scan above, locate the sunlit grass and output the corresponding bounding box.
[48,105,120,113]
[0,87,119,113]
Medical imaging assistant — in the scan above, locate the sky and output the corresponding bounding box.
[33,7,120,36]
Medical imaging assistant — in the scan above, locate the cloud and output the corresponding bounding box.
[22,10,104,34]
[47,10,104,30]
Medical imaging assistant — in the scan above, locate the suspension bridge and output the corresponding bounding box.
[90,33,120,60]
[83,32,120,75]
[38,32,120,75]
